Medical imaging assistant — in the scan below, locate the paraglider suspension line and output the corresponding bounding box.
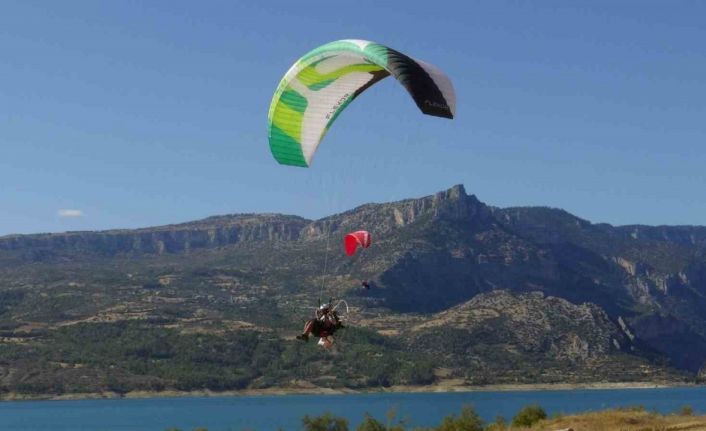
[318,224,332,305]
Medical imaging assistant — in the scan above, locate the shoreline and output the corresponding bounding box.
[0,381,697,402]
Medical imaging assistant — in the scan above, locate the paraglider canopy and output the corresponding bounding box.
[344,230,371,256]
[268,39,456,167]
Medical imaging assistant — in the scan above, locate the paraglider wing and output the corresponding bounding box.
[344,230,371,256]
[268,39,456,167]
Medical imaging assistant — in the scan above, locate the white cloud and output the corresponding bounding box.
[57,209,84,218]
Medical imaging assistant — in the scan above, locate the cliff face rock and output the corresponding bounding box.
[0,215,309,261]
[620,225,706,248]
[356,188,552,312]
[628,313,706,371]
[300,184,487,240]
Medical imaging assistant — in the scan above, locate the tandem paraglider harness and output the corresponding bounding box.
[314,299,347,337]
[296,298,349,347]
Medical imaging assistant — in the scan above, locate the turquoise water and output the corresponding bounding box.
[1,387,705,431]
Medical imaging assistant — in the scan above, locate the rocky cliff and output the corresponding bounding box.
[0,214,308,261]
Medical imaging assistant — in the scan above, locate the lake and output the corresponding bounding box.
[1,387,706,431]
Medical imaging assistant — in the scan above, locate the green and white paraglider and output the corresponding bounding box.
[268,39,456,167]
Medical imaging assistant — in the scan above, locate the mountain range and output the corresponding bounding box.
[1,185,704,397]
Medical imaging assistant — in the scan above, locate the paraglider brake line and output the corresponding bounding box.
[331,299,349,315]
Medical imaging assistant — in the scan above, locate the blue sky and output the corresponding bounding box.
[1,1,705,235]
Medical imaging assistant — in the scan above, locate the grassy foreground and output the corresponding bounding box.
[165,404,706,431]
[530,408,706,431]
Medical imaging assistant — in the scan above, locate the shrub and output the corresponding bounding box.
[484,415,507,431]
[511,405,547,427]
[356,414,385,431]
[680,405,694,416]
[436,405,483,431]
[302,412,349,431]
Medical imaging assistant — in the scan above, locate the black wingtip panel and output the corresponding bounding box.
[385,48,454,119]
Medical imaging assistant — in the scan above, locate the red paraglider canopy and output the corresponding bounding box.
[344,230,371,256]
